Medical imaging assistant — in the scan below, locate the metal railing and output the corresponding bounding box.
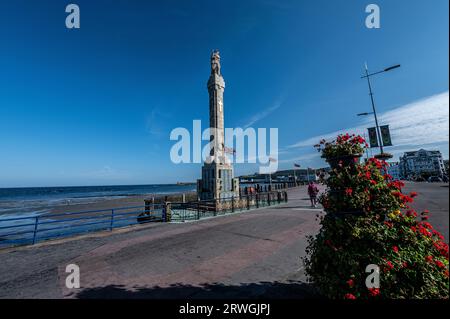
[0,204,164,248]
[169,191,288,222]
[0,190,290,249]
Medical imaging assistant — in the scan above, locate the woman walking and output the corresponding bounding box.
[307,181,319,208]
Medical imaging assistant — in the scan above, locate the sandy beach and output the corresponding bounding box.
[47,191,198,216]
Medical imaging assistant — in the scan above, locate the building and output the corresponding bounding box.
[387,162,401,180]
[197,51,240,200]
[239,168,322,184]
[399,149,446,179]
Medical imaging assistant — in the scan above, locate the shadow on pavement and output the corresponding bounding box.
[273,205,323,210]
[74,280,321,299]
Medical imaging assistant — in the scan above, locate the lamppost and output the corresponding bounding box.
[359,63,400,159]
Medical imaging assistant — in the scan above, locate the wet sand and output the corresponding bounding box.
[47,192,197,216]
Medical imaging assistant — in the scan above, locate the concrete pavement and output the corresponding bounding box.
[0,182,446,299]
[402,182,449,241]
[0,186,324,299]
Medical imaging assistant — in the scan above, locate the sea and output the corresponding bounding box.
[0,184,196,219]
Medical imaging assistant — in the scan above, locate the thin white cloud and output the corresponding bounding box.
[243,101,282,129]
[146,107,172,137]
[288,91,449,154]
[279,152,321,164]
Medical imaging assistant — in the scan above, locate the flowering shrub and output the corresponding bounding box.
[314,133,367,160]
[304,133,449,299]
[319,158,408,214]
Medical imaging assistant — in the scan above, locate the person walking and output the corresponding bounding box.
[307,181,319,208]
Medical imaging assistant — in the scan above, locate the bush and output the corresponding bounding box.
[303,134,449,299]
[314,134,367,159]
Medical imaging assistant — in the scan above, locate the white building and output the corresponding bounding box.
[399,149,446,179]
[387,162,401,180]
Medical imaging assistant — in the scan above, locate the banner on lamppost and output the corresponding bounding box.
[380,125,393,146]
[367,127,379,148]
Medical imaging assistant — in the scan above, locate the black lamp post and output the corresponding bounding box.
[359,63,400,159]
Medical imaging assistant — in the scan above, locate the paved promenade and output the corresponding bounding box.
[0,186,324,299]
[402,182,449,241]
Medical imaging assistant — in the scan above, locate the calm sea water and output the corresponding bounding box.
[0,184,196,218]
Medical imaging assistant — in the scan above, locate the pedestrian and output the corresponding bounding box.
[307,181,319,208]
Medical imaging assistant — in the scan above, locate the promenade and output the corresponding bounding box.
[0,186,324,299]
[1,182,447,299]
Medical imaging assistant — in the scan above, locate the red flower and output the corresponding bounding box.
[370,180,377,185]
[402,262,408,268]
[425,255,433,263]
[421,222,433,229]
[444,270,449,278]
[432,231,445,242]
[433,241,449,257]
[345,188,353,196]
[402,195,414,203]
[406,210,417,217]
[346,279,355,288]
[434,260,445,269]
[392,246,399,253]
[385,260,394,271]
[368,288,380,297]
[410,191,418,198]
[344,293,357,300]
[421,215,429,221]
[419,227,432,237]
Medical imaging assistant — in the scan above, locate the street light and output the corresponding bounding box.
[360,63,401,158]
[357,112,374,116]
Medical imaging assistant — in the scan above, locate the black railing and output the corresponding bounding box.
[169,191,288,222]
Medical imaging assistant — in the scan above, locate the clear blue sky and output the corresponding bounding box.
[0,0,448,187]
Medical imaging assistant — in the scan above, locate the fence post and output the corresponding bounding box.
[247,195,250,210]
[231,196,235,212]
[32,216,39,245]
[256,194,259,208]
[284,191,288,202]
[197,202,200,220]
[165,202,172,222]
[110,209,115,231]
[268,193,271,206]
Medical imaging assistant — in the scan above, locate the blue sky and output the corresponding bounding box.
[0,0,448,187]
